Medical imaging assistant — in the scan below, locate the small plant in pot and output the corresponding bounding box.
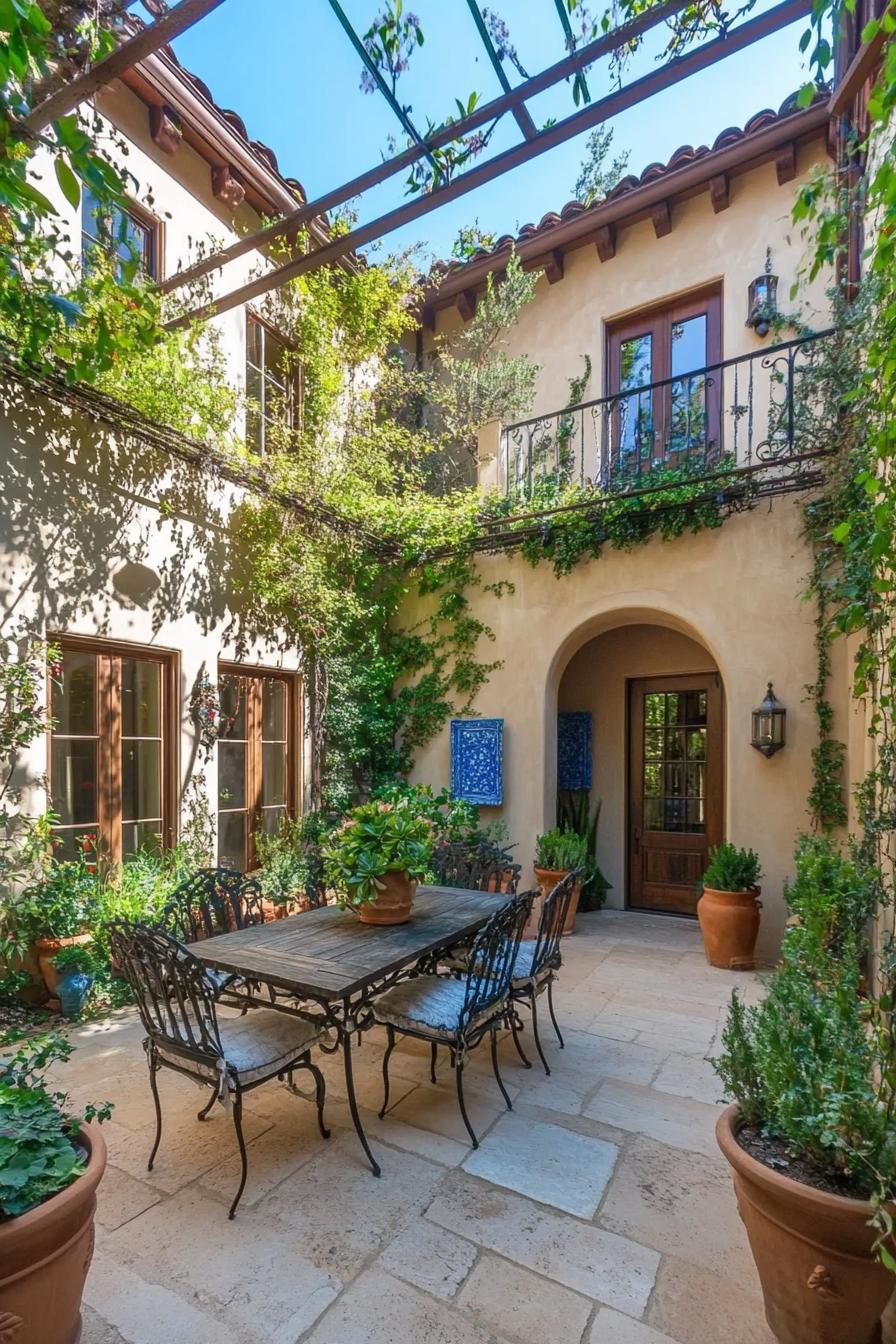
[713,836,892,1344]
[534,828,590,935]
[324,797,435,925]
[697,842,762,970]
[0,1028,111,1344]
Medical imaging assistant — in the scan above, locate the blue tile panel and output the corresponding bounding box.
[558,712,592,790]
[451,718,504,806]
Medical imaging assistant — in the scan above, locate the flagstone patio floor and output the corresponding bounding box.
[67,910,795,1344]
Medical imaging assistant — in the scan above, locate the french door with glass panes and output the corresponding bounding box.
[48,639,175,862]
[216,666,296,871]
[606,289,722,480]
[628,674,723,915]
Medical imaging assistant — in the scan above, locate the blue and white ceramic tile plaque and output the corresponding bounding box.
[451,718,504,806]
[557,711,593,790]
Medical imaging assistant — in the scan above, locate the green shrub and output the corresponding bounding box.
[535,827,589,872]
[701,842,761,893]
[556,791,611,911]
[784,834,879,955]
[255,812,334,909]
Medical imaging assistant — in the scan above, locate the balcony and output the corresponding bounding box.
[498,329,835,500]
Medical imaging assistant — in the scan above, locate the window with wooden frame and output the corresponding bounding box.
[48,639,177,863]
[81,188,162,282]
[606,287,722,477]
[216,665,299,871]
[245,314,300,456]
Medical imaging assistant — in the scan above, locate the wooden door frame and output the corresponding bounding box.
[626,671,725,915]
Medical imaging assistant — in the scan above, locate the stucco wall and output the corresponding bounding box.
[558,624,716,907]
[407,495,860,964]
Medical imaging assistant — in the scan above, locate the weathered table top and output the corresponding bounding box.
[190,886,507,1001]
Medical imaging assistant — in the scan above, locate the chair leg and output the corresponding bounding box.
[455,1055,478,1148]
[547,978,565,1049]
[197,1088,216,1122]
[430,1041,438,1084]
[490,1028,513,1111]
[305,1054,330,1139]
[228,1090,249,1220]
[147,1050,163,1171]
[509,1009,532,1069]
[379,1024,396,1119]
[529,988,551,1076]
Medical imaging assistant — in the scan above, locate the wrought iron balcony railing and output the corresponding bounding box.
[499,329,836,499]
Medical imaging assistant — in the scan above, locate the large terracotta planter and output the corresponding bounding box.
[697,886,760,970]
[716,1105,893,1344]
[34,933,93,1004]
[0,1122,106,1344]
[533,866,581,935]
[355,871,416,926]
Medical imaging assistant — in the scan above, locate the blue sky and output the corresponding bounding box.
[168,0,815,266]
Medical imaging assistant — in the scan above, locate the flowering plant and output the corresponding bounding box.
[189,671,221,756]
[324,796,435,906]
[0,835,100,961]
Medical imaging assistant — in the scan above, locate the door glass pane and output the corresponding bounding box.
[260,806,286,835]
[52,652,96,734]
[121,741,161,822]
[617,333,654,461]
[121,659,161,737]
[218,741,246,809]
[668,315,708,458]
[219,676,247,739]
[217,810,247,869]
[262,742,286,806]
[51,739,98,826]
[122,820,163,857]
[262,679,286,740]
[642,690,707,835]
[620,332,653,390]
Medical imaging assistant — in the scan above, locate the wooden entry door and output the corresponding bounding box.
[629,674,723,914]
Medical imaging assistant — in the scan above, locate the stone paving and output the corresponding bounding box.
[70,909,780,1344]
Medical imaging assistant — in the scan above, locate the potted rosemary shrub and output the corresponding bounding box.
[713,838,892,1344]
[533,828,589,934]
[324,797,435,925]
[0,1029,110,1344]
[697,842,762,970]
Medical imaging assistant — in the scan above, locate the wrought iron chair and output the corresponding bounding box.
[430,840,521,895]
[502,870,580,1076]
[160,867,266,999]
[371,892,534,1148]
[108,921,329,1219]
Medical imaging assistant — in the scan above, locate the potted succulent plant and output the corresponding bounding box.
[0,1028,111,1344]
[533,828,589,934]
[324,796,435,925]
[697,842,762,970]
[714,837,891,1344]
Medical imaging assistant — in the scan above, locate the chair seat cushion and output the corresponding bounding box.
[372,975,504,1041]
[466,939,558,986]
[156,1008,324,1087]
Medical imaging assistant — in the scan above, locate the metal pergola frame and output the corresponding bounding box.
[29,0,817,326]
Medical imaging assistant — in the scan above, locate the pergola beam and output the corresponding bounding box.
[552,0,592,105]
[158,0,693,296]
[166,0,812,330]
[23,0,229,134]
[465,0,538,140]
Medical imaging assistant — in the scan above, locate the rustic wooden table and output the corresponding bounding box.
[191,885,507,1175]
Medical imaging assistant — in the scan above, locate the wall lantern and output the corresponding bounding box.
[751,682,786,757]
[746,248,778,338]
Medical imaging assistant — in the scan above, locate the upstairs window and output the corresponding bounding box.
[81,188,159,281]
[246,314,296,455]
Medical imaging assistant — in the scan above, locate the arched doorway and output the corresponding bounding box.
[556,621,724,916]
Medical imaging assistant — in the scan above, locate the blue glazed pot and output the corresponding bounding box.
[57,969,93,1017]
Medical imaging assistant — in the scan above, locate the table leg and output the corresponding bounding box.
[341,1018,381,1178]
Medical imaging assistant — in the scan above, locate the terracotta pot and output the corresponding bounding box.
[34,933,93,1003]
[533,867,581,936]
[716,1105,892,1344]
[697,886,760,970]
[355,871,416,926]
[0,1122,106,1344]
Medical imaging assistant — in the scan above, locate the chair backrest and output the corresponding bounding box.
[108,921,224,1071]
[460,891,534,1030]
[162,867,265,944]
[530,869,581,980]
[431,841,522,896]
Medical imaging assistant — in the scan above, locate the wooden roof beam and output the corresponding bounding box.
[651,200,672,237]
[709,172,730,212]
[165,0,814,329]
[774,141,797,183]
[157,0,695,296]
[24,0,229,134]
[595,224,616,261]
[456,290,477,321]
[465,0,538,140]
